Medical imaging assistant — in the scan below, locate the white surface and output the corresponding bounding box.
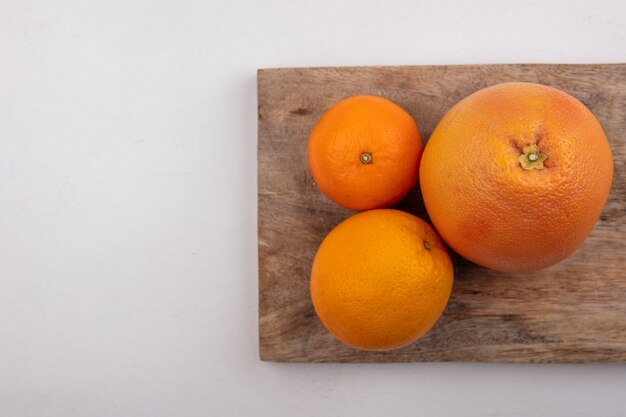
[1,0,626,416]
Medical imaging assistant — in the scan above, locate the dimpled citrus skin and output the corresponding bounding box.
[310,209,453,351]
[420,82,614,273]
[308,96,422,211]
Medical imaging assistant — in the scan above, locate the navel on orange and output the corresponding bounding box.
[420,82,614,273]
[310,209,453,351]
[308,96,422,211]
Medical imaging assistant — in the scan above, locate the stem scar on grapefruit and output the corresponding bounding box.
[308,96,422,211]
[419,82,614,273]
[310,209,453,351]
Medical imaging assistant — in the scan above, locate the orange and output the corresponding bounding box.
[420,82,614,273]
[310,209,453,351]
[308,96,422,211]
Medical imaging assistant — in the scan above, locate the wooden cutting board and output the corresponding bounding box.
[258,64,626,363]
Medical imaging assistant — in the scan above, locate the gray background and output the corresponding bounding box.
[2,0,625,416]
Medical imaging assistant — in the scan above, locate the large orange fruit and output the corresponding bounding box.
[420,82,613,273]
[310,209,453,351]
[308,96,422,211]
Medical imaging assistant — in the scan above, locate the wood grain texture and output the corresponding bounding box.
[258,64,626,363]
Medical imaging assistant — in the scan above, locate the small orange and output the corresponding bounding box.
[420,82,614,273]
[308,96,422,211]
[310,209,453,351]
